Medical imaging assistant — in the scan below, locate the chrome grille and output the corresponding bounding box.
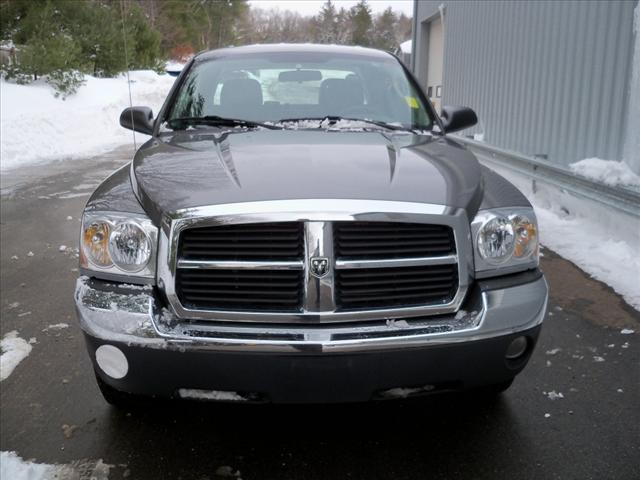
[162,200,469,324]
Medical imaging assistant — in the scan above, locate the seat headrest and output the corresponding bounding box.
[318,78,364,112]
[220,78,263,117]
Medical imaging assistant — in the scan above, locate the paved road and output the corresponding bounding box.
[1,149,639,480]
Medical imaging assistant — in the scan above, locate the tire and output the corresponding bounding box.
[95,372,140,408]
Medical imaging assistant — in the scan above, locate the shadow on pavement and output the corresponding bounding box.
[97,393,530,479]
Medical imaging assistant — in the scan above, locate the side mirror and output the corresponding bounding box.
[440,105,478,134]
[120,106,154,135]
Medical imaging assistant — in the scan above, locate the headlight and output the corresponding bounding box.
[80,212,157,281]
[108,222,152,272]
[476,216,515,264]
[472,207,539,278]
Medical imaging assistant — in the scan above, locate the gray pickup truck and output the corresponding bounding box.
[75,44,547,405]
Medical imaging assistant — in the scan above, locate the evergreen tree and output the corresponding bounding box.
[9,1,84,94]
[372,7,396,51]
[316,0,338,44]
[155,0,247,52]
[349,0,373,47]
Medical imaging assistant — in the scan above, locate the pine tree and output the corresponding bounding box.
[316,0,338,44]
[349,0,373,47]
[372,7,397,51]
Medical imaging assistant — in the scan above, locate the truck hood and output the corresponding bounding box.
[132,130,484,224]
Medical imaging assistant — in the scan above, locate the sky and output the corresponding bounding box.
[247,1,414,17]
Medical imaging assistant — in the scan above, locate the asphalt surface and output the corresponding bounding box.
[1,147,639,480]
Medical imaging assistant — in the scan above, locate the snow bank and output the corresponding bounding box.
[0,452,58,480]
[486,163,640,310]
[0,70,176,172]
[0,451,111,480]
[569,158,640,189]
[0,331,33,381]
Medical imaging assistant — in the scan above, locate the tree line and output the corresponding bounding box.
[0,0,412,96]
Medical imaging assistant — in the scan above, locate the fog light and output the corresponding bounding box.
[505,336,528,360]
[95,345,128,379]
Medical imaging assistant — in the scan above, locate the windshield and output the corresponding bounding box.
[165,51,434,131]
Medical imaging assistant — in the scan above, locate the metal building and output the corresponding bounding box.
[411,0,639,175]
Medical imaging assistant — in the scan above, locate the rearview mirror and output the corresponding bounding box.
[278,70,323,82]
[120,106,154,135]
[440,105,478,134]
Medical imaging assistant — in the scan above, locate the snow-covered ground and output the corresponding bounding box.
[0,71,176,172]
[0,451,111,480]
[0,452,60,480]
[0,331,35,381]
[486,162,640,310]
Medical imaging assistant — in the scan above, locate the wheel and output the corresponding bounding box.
[95,372,140,408]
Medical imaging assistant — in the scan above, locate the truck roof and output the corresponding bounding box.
[195,43,394,61]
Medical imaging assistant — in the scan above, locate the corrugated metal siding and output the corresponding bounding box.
[413,0,637,168]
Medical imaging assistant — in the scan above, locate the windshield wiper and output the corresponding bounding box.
[167,115,282,130]
[278,116,416,132]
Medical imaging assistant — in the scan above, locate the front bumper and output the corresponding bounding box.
[75,271,547,403]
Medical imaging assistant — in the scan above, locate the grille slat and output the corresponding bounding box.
[336,246,452,256]
[337,275,456,287]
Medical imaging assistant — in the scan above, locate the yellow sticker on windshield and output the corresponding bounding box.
[405,96,420,109]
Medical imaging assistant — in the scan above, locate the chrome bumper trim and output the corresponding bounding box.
[75,275,547,353]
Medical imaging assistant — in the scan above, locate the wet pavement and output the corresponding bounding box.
[1,148,639,479]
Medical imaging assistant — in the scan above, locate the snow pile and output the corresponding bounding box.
[399,39,412,54]
[0,451,59,480]
[569,158,640,189]
[0,451,111,480]
[1,331,34,381]
[0,70,176,172]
